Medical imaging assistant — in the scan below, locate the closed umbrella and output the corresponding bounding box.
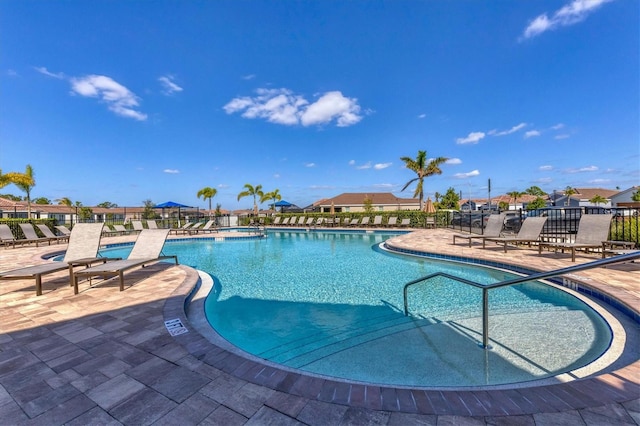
[424,198,436,214]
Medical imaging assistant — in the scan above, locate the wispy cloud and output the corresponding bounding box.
[223,88,364,127]
[491,122,527,136]
[34,66,65,79]
[374,163,392,170]
[158,75,183,95]
[454,170,480,178]
[521,0,613,40]
[417,113,426,119]
[242,74,256,80]
[71,75,147,121]
[551,123,565,130]
[446,158,462,165]
[456,132,485,145]
[305,162,316,168]
[356,162,372,170]
[555,134,570,140]
[524,130,541,138]
[348,160,356,166]
[163,169,179,174]
[539,165,554,171]
[373,183,394,188]
[565,165,599,173]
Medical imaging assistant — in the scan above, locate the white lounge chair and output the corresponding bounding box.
[453,213,506,247]
[0,223,113,295]
[72,229,178,293]
[18,223,54,246]
[372,216,383,227]
[36,224,69,244]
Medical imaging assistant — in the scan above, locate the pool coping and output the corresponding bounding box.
[162,232,640,416]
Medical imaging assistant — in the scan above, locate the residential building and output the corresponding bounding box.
[315,193,420,213]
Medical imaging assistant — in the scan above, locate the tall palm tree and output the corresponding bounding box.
[237,184,264,214]
[564,186,576,206]
[261,189,281,211]
[400,150,448,209]
[197,187,217,219]
[0,168,34,189]
[507,190,523,210]
[14,164,36,218]
[56,197,73,207]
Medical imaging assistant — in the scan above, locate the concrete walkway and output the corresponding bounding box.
[1,229,638,425]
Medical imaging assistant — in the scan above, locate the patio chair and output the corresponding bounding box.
[281,217,290,226]
[305,217,315,226]
[453,213,506,247]
[482,217,547,253]
[272,216,282,226]
[131,220,145,232]
[538,214,613,262]
[315,217,324,226]
[360,217,370,227]
[372,216,383,227]
[399,218,411,227]
[72,229,178,294]
[387,216,398,227]
[0,224,20,248]
[146,220,159,229]
[18,223,54,246]
[55,225,72,236]
[36,224,69,244]
[170,222,193,235]
[190,220,217,234]
[112,224,136,235]
[0,223,114,295]
[347,218,360,226]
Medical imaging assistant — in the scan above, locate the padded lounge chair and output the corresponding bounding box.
[131,220,145,232]
[360,217,370,227]
[387,216,398,227]
[372,216,383,227]
[453,213,506,247]
[399,218,411,227]
[189,220,217,234]
[18,223,54,246]
[0,223,112,295]
[538,214,613,262]
[55,225,72,236]
[146,220,159,229]
[36,224,69,244]
[72,229,178,294]
[482,217,547,253]
[0,224,21,248]
[272,216,282,226]
[305,217,315,226]
[170,222,193,235]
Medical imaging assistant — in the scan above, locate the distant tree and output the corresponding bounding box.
[363,195,374,214]
[632,189,640,202]
[14,164,36,218]
[524,186,547,196]
[507,191,523,210]
[141,199,158,219]
[197,187,217,218]
[261,189,281,211]
[439,187,461,210]
[564,186,576,206]
[56,197,73,206]
[33,197,51,205]
[590,194,607,206]
[97,201,118,208]
[526,197,547,210]
[434,192,441,204]
[215,203,222,217]
[400,150,448,209]
[498,201,510,210]
[78,207,93,221]
[0,193,22,201]
[237,184,263,214]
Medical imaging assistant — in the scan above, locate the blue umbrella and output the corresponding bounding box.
[274,200,292,207]
[154,201,192,226]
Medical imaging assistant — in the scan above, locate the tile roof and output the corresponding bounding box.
[320,192,420,206]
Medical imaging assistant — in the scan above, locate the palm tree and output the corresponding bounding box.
[237,183,264,214]
[590,194,607,207]
[14,164,36,218]
[261,189,282,211]
[564,186,576,206]
[400,150,448,209]
[0,168,34,190]
[197,187,217,219]
[56,197,73,207]
[507,190,523,211]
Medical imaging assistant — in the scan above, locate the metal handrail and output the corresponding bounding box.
[403,250,640,349]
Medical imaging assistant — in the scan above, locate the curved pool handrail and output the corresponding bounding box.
[403,250,640,348]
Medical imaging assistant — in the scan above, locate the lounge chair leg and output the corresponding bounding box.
[73,276,79,295]
[119,271,125,291]
[36,274,42,296]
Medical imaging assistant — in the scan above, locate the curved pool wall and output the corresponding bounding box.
[95,229,632,392]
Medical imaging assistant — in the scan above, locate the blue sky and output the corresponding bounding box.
[1,0,638,211]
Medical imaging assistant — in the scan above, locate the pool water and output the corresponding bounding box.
[101,231,612,387]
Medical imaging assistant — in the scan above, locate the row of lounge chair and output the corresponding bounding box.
[452,213,622,262]
[272,216,412,228]
[0,223,178,296]
[0,223,70,248]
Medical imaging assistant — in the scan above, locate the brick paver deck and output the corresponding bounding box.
[1,228,638,425]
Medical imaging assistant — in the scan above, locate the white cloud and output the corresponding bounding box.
[305,162,316,168]
[551,123,565,130]
[373,183,394,188]
[589,178,610,184]
[218,184,230,188]
[535,177,554,184]
[348,160,356,166]
[158,75,183,95]
[539,165,554,171]
[493,122,527,136]
[454,170,480,178]
[555,134,570,140]
[7,69,18,77]
[418,113,426,119]
[446,158,462,165]
[524,130,541,138]
[374,163,392,170]
[521,0,613,40]
[223,88,363,127]
[566,165,599,173]
[70,75,147,121]
[273,173,280,179]
[456,132,486,145]
[34,66,65,79]
[356,162,372,170]
[242,74,256,80]
[163,169,179,174]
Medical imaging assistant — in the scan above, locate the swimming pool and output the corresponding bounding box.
[101,230,614,388]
